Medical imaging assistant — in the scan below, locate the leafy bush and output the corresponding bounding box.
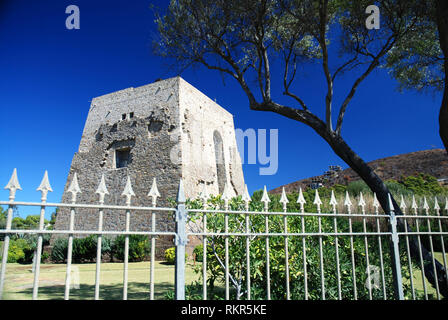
[7,239,28,263]
[193,244,204,262]
[346,180,370,196]
[4,238,44,264]
[400,174,448,195]
[185,195,419,300]
[50,238,68,263]
[112,235,150,262]
[164,247,176,264]
[164,247,188,264]
[51,236,112,263]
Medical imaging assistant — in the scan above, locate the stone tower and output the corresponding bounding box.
[53,76,245,254]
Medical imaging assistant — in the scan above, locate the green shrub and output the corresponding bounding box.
[50,238,68,263]
[400,174,448,195]
[346,180,370,196]
[164,247,188,264]
[193,244,203,262]
[164,247,176,264]
[7,239,33,263]
[112,235,150,262]
[51,236,113,263]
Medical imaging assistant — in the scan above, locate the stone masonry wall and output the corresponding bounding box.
[54,77,246,258]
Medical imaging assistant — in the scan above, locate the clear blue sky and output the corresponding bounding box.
[0,0,444,219]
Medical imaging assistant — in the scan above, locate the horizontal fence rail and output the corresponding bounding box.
[0,169,447,300]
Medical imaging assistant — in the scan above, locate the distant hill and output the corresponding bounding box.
[270,149,448,194]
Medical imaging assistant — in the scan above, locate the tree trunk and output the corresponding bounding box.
[320,130,448,298]
[250,100,448,297]
[436,0,448,154]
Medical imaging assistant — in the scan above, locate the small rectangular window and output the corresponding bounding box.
[122,114,126,120]
[116,149,130,168]
[130,112,134,118]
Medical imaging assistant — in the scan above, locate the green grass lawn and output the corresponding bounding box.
[2,261,200,300]
[2,252,448,300]
[405,251,448,300]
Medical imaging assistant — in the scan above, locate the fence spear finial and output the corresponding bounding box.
[122,176,135,206]
[261,186,271,211]
[297,187,306,203]
[148,178,160,206]
[358,192,366,207]
[329,190,338,212]
[37,170,53,202]
[280,187,289,210]
[222,181,232,201]
[344,191,352,211]
[297,187,306,212]
[434,197,440,211]
[387,193,395,213]
[177,179,186,204]
[242,184,251,203]
[95,174,109,205]
[5,168,22,201]
[313,189,322,212]
[67,172,81,203]
[400,194,407,213]
[423,196,430,212]
[411,195,418,211]
[373,192,380,208]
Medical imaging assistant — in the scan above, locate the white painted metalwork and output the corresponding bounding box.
[32,171,53,300]
[1,172,447,301]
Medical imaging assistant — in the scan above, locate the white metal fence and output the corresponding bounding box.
[0,169,447,300]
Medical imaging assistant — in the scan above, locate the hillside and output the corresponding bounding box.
[270,149,448,194]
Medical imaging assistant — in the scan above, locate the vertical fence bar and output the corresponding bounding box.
[314,190,325,300]
[0,203,15,300]
[262,186,271,300]
[95,174,107,300]
[123,209,130,300]
[374,193,387,299]
[1,168,21,299]
[297,189,307,300]
[423,198,440,299]
[64,173,81,301]
[345,192,357,300]
[175,180,187,300]
[330,191,341,300]
[412,196,428,299]
[32,205,46,300]
[150,209,156,300]
[64,207,75,300]
[265,213,270,300]
[388,194,404,300]
[95,207,103,300]
[148,178,160,301]
[224,198,230,300]
[33,171,52,300]
[243,186,251,300]
[199,183,210,300]
[121,175,134,301]
[202,211,207,300]
[435,198,448,292]
[400,195,414,299]
[201,189,208,301]
[280,188,290,300]
[359,194,372,300]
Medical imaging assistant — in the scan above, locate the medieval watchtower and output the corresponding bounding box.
[53,77,245,253]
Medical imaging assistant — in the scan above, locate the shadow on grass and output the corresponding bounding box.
[15,282,175,300]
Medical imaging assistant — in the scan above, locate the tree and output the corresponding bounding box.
[154,0,447,297]
[435,0,448,154]
[385,0,447,154]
